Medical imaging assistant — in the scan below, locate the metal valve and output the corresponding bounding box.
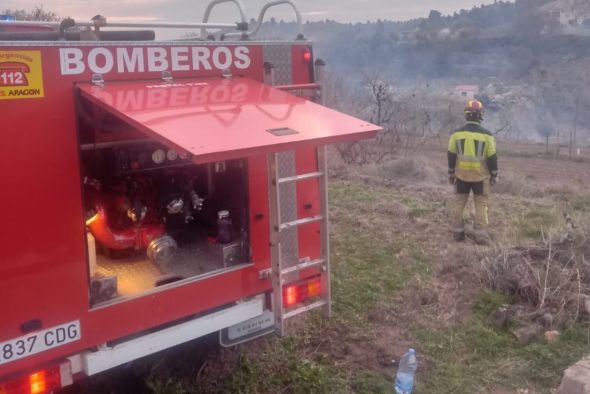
[166,198,184,214]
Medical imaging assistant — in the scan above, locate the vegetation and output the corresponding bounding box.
[512,208,561,239]
[126,144,590,394]
[1,6,59,21]
[417,295,590,393]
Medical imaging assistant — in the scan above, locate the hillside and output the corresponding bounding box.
[252,0,590,142]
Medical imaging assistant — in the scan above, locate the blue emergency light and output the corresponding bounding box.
[0,15,15,21]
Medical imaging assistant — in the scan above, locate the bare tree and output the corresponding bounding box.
[366,76,394,126]
[2,6,59,21]
[330,71,399,164]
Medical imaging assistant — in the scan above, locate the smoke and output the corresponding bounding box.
[254,1,590,142]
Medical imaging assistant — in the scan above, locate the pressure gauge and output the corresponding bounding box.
[167,149,178,161]
[179,151,190,160]
[152,149,166,164]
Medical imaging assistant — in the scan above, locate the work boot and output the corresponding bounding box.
[453,231,466,242]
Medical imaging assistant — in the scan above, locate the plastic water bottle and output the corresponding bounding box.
[394,348,417,394]
[216,210,234,244]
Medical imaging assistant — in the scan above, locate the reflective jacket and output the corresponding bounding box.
[447,121,498,182]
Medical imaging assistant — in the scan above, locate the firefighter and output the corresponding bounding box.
[447,100,498,243]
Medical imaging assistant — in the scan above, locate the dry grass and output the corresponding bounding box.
[493,173,535,196]
[481,221,590,328]
[371,157,430,181]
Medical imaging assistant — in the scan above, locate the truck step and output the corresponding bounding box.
[283,300,328,320]
[277,171,324,184]
[280,215,324,230]
[280,258,326,275]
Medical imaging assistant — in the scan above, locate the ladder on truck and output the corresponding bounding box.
[267,147,331,337]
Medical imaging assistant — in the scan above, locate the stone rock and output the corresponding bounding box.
[544,330,560,343]
[559,358,590,394]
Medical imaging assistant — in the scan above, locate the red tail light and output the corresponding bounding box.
[282,278,322,307]
[0,362,70,394]
[284,285,298,306]
[302,47,312,64]
[29,372,47,394]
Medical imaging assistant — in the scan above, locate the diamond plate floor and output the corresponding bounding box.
[96,239,230,298]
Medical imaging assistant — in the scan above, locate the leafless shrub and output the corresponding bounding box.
[481,225,590,328]
[372,157,429,181]
[327,161,351,180]
[329,70,464,165]
[334,135,394,165]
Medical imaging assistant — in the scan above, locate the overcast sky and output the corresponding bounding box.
[3,1,500,38]
[4,1,500,22]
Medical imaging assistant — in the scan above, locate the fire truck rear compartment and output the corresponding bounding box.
[74,75,380,307]
[94,231,243,298]
[79,121,251,305]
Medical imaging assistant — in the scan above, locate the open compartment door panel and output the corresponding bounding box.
[77,77,380,163]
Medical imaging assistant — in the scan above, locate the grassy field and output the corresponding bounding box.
[190,148,590,394]
[70,145,590,393]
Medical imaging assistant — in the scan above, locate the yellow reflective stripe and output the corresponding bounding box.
[459,161,481,170]
[451,131,496,158]
[450,129,497,158]
[457,155,480,162]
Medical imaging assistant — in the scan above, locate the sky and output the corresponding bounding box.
[3,1,499,22]
[2,0,499,38]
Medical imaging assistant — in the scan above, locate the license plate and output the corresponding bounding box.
[228,310,274,340]
[0,321,81,365]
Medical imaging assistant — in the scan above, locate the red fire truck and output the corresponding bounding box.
[0,1,379,392]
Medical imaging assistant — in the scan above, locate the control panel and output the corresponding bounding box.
[115,144,191,174]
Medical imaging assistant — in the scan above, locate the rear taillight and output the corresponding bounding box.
[1,361,71,394]
[282,278,322,307]
[302,47,312,64]
[29,372,48,394]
